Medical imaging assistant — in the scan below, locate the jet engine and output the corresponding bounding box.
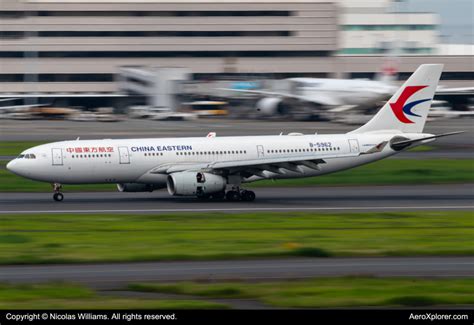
[255,97,288,116]
[167,172,226,196]
[117,183,163,192]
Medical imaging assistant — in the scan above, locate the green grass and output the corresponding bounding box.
[2,278,473,309]
[129,277,474,308]
[0,211,472,264]
[0,141,47,156]
[0,158,473,192]
[250,159,474,187]
[407,145,435,152]
[0,283,225,309]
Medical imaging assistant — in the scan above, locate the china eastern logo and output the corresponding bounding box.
[390,85,430,124]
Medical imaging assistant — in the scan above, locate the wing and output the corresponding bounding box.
[217,88,342,106]
[145,151,363,181]
[139,140,392,182]
[435,87,474,95]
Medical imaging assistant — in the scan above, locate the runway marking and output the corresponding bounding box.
[0,205,472,214]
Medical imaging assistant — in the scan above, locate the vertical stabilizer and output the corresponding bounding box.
[351,64,443,134]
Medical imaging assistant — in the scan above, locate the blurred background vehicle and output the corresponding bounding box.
[182,101,229,117]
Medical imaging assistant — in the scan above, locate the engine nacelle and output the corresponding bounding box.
[117,183,162,192]
[167,172,226,196]
[255,97,288,116]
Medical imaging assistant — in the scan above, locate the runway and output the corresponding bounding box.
[1,184,472,214]
[0,257,472,287]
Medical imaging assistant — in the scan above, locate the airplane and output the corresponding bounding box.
[220,61,399,118]
[222,66,474,120]
[7,64,463,202]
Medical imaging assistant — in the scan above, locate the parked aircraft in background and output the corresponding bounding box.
[221,61,399,118]
[7,65,463,202]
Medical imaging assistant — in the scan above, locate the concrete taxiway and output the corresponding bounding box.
[0,184,472,214]
[0,257,472,288]
[1,119,472,146]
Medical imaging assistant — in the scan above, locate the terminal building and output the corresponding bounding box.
[0,0,472,103]
[338,0,438,55]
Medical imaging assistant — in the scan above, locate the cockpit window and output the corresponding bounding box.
[17,154,36,159]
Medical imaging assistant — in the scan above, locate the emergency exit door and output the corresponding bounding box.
[257,145,265,158]
[118,146,130,164]
[52,148,63,166]
[348,139,360,153]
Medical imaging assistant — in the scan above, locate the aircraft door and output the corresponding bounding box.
[348,139,360,153]
[257,145,265,158]
[52,148,63,166]
[118,146,130,164]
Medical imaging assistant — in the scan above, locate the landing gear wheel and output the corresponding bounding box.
[241,190,256,202]
[53,192,64,202]
[225,190,241,201]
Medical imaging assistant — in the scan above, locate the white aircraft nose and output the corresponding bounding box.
[6,159,22,176]
[6,160,16,172]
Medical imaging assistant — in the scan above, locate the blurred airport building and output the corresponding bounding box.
[0,0,472,109]
[338,0,438,55]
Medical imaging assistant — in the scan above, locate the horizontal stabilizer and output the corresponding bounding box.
[390,131,465,150]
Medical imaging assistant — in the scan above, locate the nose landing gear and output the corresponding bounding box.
[52,183,64,202]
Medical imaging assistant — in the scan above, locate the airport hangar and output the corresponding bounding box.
[0,0,472,109]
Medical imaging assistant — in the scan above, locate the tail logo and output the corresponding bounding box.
[390,85,430,124]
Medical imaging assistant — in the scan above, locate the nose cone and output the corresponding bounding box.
[6,160,16,172]
[6,159,22,177]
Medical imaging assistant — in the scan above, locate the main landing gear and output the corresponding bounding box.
[225,188,256,202]
[52,183,64,202]
[196,188,256,202]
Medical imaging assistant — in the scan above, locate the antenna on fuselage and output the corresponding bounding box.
[76,137,80,140]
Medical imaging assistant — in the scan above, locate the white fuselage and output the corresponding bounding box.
[289,78,396,106]
[6,132,429,188]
